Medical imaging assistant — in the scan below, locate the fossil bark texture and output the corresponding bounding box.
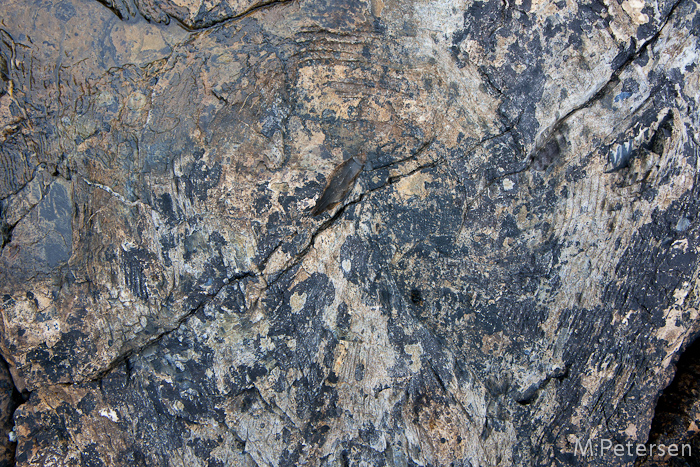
[0,0,699,465]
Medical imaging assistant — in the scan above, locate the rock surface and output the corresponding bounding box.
[0,358,18,467]
[0,0,699,465]
[636,337,700,466]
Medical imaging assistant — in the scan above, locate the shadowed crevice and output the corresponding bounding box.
[636,335,700,466]
[0,354,28,467]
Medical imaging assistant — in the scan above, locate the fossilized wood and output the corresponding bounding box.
[0,0,699,465]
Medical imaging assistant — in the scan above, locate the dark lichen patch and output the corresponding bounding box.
[118,448,149,467]
[182,161,222,202]
[606,193,699,320]
[339,235,373,286]
[451,0,504,57]
[156,193,181,226]
[335,302,351,333]
[77,393,96,415]
[253,184,273,213]
[159,234,176,267]
[80,443,106,467]
[214,280,249,316]
[292,360,341,425]
[132,343,222,424]
[121,247,151,301]
[565,165,585,183]
[498,214,521,245]
[187,437,219,460]
[23,329,93,383]
[266,273,336,380]
[482,132,527,183]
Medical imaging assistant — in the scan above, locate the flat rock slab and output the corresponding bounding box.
[0,0,699,465]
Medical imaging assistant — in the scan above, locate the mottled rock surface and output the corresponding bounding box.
[0,0,699,465]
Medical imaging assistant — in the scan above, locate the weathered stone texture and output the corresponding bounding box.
[0,0,699,465]
[0,358,17,467]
